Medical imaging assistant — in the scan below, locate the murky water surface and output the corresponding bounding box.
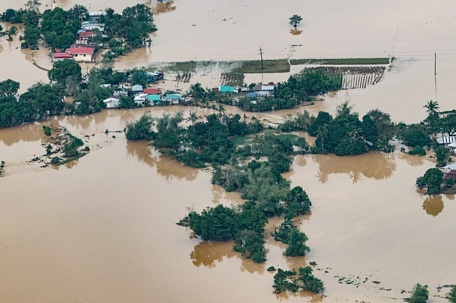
[1,1,456,302]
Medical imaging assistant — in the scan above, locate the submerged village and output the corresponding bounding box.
[1,1,456,303]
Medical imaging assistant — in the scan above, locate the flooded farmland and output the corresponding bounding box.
[1,1,456,302]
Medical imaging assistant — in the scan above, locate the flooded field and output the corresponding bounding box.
[1,1,456,302]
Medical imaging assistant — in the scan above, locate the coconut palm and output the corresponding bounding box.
[315,125,328,152]
[423,100,439,116]
[336,101,353,117]
[289,15,303,30]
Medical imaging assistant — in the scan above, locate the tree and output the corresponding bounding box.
[435,146,449,167]
[284,228,310,257]
[23,25,41,49]
[297,267,325,294]
[125,113,155,140]
[447,285,456,303]
[417,168,443,194]
[0,79,20,97]
[423,100,439,116]
[409,283,429,303]
[289,14,303,30]
[48,59,82,86]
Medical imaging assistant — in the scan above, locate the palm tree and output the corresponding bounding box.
[347,127,362,142]
[336,101,353,117]
[423,100,439,116]
[289,15,303,30]
[315,125,328,152]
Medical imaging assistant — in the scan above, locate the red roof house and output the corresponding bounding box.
[65,47,95,62]
[143,88,160,95]
[51,49,73,62]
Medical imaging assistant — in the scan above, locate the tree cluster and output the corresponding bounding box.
[273,267,324,294]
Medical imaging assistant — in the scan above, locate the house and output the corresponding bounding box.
[134,93,147,106]
[219,86,236,93]
[436,135,456,145]
[88,11,106,22]
[147,94,161,106]
[132,85,143,94]
[143,88,160,95]
[443,169,456,182]
[65,47,95,62]
[165,93,182,104]
[81,21,105,32]
[147,70,164,83]
[447,142,456,154]
[103,97,120,109]
[51,50,73,62]
[76,31,95,45]
[441,163,456,173]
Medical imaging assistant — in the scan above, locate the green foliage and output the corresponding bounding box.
[48,59,82,85]
[286,186,312,216]
[103,4,157,49]
[42,125,51,136]
[188,204,239,241]
[409,146,426,156]
[273,267,325,294]
[445,178,455,188]
[63,135,84,158]
[284,228,310,256]
[125,113,155,141]
[400,125,432,148]
[273,269,300,294]
[417,168,443,195]
[289,14,303,28]
[308,111,332,136]
[297,267,325,293]
[23,25,41,49]
[435,146,449,167]
[409,283,429,303]
[233,229,266,263]
[0,79,20,98]
[447,285,456,303]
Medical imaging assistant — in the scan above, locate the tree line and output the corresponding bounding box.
[1,2,156,54]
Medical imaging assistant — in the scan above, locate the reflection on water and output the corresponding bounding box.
[308,152,397,184]
[0,122,43,146]
[276,291,323,303]
[190,241,236,268]
[126,139,199,181]
[422,195,444,216]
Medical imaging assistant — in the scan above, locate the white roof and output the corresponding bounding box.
[442,163,456,170]
[448,142,456,148]
[103,97,119,102]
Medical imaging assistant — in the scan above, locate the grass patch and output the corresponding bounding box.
[290,58,390,65]
[230,135,253,146]
[231,59,290,74]
[160,61,216,73]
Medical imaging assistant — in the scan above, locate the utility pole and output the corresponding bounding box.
[259,47,264,83]
[434,52,437,76]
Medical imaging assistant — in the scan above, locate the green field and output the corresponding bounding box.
[290,58,391,65]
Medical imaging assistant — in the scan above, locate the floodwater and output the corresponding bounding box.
[1,1,456,303]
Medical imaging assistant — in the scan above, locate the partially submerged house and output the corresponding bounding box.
[103,97,120,109]
[219,86,236,93]
[65,47,95,62]
[51,50,73,62]
[165,93,182,104]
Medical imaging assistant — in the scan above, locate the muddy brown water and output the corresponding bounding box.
[1,1,456,302]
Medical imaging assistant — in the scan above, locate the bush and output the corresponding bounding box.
[409,146,426,156]
[43,125,51,136]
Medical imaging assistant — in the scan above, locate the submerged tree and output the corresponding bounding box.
[409,283,429,303]
[289,14,303,30]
